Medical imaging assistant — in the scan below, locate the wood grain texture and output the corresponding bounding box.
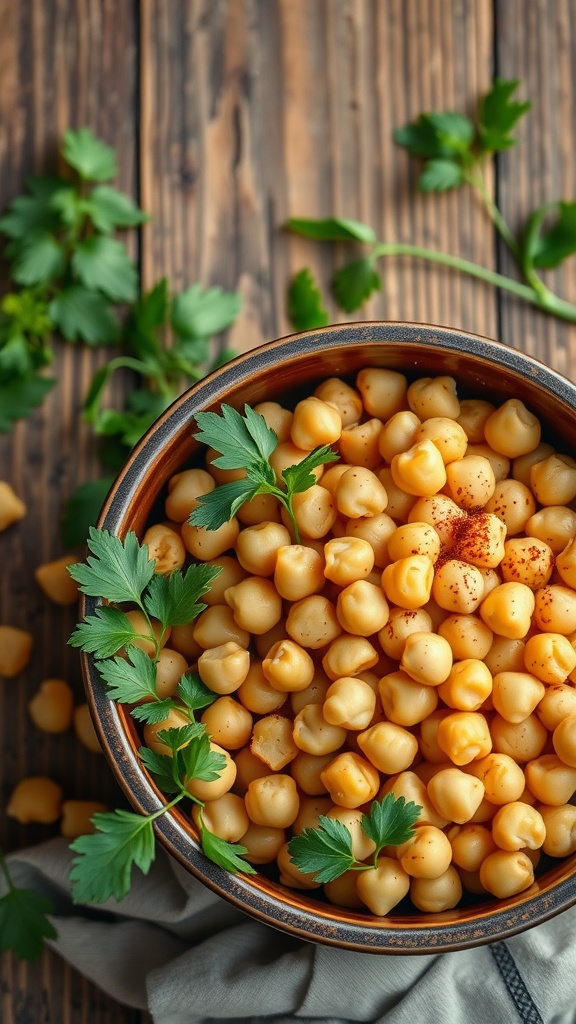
[0,1,575,1020]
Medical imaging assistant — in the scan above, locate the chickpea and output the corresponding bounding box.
[6,776,63,824]
[324,536,375,586]
[241,823,286,864]
[418,710,453,764]
[322,634,379,680]
[201,696,253,750]
[320,751,380,809]
[197,642,250,695]
[356,367,407,418]
[490,671,545,724]
[410,866,463,912]
[456,400,496,443]
[556,537,576,589]
[445,456,496,510]
[224,576,283,636]
[500,537,554,591]
[338,419,382,469]
[290,396,342,450]
[407,376,460,420]
[484,635,526,675]
[237,662,287,714]
[167,625,205,663]
[438,614,493,661]
[165,468,216,521]
[552,715,576,767]
[143,707,190,755]
[292,795,333,833]
[235,521,291,576]
[467,752,526,805]
[484,479,536,536]
[524,632,576,685]
[232,748,271,795]
[181,517,240,561]
[491,802,546,851]
[413,417,468,465]
[270,440,324,484]
[285,484,337,540]
[379,410,421,463]
[479,581,535,639]
[254,619,288,660]
[436,711,492,766]
[536,684,576,731]
[335,467,388,520]
[380,771,448,829]
[251,715,298,771]
[277,842,322,890]
[465,443,510,482]
[192,792,249,844]
[344,513,396,568]
[322,676,376,730]
[490,714,548,763]
[437,659,493,712]
[293,704,347,756]
[512,442,555,487]
[387,522,441,564]
[274,543,325,600]
[245,774,300,829]
[336,580,389,637]
[534,585,576,635]
[141,523,186,575]
[356,857,411,916]
[290,752,334,796]
[290,672,331,714]
[408,494,465,547]
[525,506,576,555]
[448,823,497,871]
[399,825,453,879]
[432,560,485,615]
[537,803,576,857]
[60,800,107,838]
[314,377,363,426]
[427,768,485,824]
[186,742,236,801]
[400,631,453,686]
[260,639,314,694]
[237,492,282,526]
[0,625,33,677]
[357,721,418,774]
[530,454,576,506]
[479,850,534,898]
[377,467,415,522]
[253,400,293,441]
[285,595,341,649]
[28,678,74,733]
[192,605,249,650]
[35,555,81,605]
[483,399,541,458]
[0,481,26,530]
[378,606,433,660]
[382,555,434,610]
[391,439,447,497]
[74,703,103,753]
[525,754,576,805]
[378,670,438,727]
[324,869,366,909]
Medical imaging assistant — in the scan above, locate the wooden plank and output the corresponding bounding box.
[0,1,145,1020]
[495,0,576,371]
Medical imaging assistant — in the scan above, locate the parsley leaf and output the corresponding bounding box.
[138,748,180,794]
[187,478,259,530]
[200,827,257,875]
[478,78,531,154]
[86,185,149,232]
[361,794,421,849]
[177,730,226,785]
[130,699,177,725]
[68,605,138,657]
[96,646,158,705]
[287,268,330,331]
[171,284,242,340]
[193,404,277,470]
[61,477,115,548]
[69,809,156,904]
[49,286,119,345]
[177,673,218,713]
[68,528,155,605]
[418,158,465,193]
[287,816,356,883]
[158,724,205,754]
[285,216,376,244]
[332,257,381,312]
[0,887,57,962]
[0,375,55,431]
[143,563,221,627]
[7,233,66,287]
[524,201,576,270]
[282,445,339,493]
[62,128,118,182]
[71,236,138,304]
[394,112,471,159]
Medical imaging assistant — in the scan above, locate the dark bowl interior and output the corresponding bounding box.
[83,321,576,953]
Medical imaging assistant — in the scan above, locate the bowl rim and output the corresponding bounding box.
[82,320,576,953]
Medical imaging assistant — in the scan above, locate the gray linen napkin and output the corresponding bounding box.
[6,838,576,1024]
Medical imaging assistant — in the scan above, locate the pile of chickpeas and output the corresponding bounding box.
[137,367,576,917]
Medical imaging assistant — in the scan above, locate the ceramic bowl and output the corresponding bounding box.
[82,321,576,953]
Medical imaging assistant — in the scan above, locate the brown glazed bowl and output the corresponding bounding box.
[83,321,576,953]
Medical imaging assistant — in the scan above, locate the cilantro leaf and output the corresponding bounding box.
[193,403,278,470]
[525,201,576,270]
[200,827,257,875]
[332,257,381,312]
[361,794,420,850]
[68,528,155,605]
[0,887,57,962]
[71,236,138,304]
[68,605,138,657]
[287,268,330,331]
[69,809,156,904]
[478,78,531,154]
[61,477,115,548]
[8,233,65,287]
[143,563,221,627]
[171,284,242,340]
[0,375,55,431]
[177,730,226,785]
[418,158,465,193]
[86,185,149,232]
[177,673,218,713]
[130,699,178,725]
[287,816,355,883]
[138,747,180,793]
[282,445,339,494]
[285,217,376,244]
[425,111,475,150]
[96,646,157,704]
[49,285,119,345]
[189,478,259,529]
[62,128,118,182]
[394,113,472,159]
[157,724,205,754]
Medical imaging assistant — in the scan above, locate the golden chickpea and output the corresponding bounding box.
[322,676,376,731]
[382,554,434,610]
[74,702,103,753]
[292,795,333,833]
[293,704,347,756]
[192,793,250,844]
[356,857,411,916]
[143,707,190,755]
[484,479,536,536]
[400,631,453,686]
[290,672,331,714]
[338,419,382,469]
[335,467,388,519]
[35,555,80,606]
[437,659,493,712]
[534,585,576,635]
[244,774,300,828]
[286,595,341,649]
[285,484,337,540]
[262,639,315,693]
[453,513,506,571]
[499,536,554,591]
[224,576,282,635]
[290,753,334,797]
[427,768,485,824]
[537,803,576,857]
[391,439,447,497]
[484,635,526,675]
[380,771,448,829]
[438,614,493,661]
[418,710,453,763]
[321,634,379,680]
[192,605,250,650]
[524,632,576,685]
[410,866,463,912]
[552,715,576,767]
[456,400,496,443]
[378,670,438,727]
[465,443,510,482]
[445,455,496,511]
[290,396,342,450]
[60,800,107,838]
[378,606,433,660]
[448,822,497,871]
[232,748,271,795]
[490,671,545,724]
[536,684,576,731]
[512,442,555,487]
[6,776,63,824]
[320,751,380,809]
[181,516,240,561]
[274,543,325,600]
[344,513,396,568]
[479,581,535,639]
[336,580,389,637]
[484,399,541,458]
[201,696,253,750]
[141,524,186,575]
[378,410,421,463]
[237,492,282,526]
[323,536,375,586]
[186,742,236,801]
[490,714,548,763]
[270,440,324,485]
[467,752,526,805]
[479,850,534,898]
[253,400,293,441]
[357,721,418,774]
[399,825,453,878]
[387,522,441,564]
[324,869,365,909]
[326,807,377,862]
[531,454,576,506]
[377,467,415,522]
[525,754,576,805]
[237,662,287,714]
[234,521,291,576]
[251,715,299,770]
[414,417,468,465]
[0,625,33,677]
[525,506,576,555]
[437,711,492,766]
[241,823,286,864]
[355,367,407,417]
[491,802,546,851]
[165,468,216,522]
[408,494,465,547]
[432,560,485,615]
[407,376,460,420]
[28,678,74,733]
[197,642,250,695]
[277,842,323,890]
[314,377,363,426]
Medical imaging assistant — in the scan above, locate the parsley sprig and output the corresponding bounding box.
[190,403,339,543]
[0,847,57,961]
[286,78,576,328]
[287,794,421,884]
[67,528,256,904]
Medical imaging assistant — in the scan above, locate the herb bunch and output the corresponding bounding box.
[67,528,256,903]
[0,847,57,962]
[286,78,576,329]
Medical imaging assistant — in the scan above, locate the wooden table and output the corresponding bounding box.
[1,1,576,1020]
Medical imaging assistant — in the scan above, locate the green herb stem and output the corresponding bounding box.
[467,166,521,261]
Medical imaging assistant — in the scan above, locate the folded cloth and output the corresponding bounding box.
[6,838,576,1024]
